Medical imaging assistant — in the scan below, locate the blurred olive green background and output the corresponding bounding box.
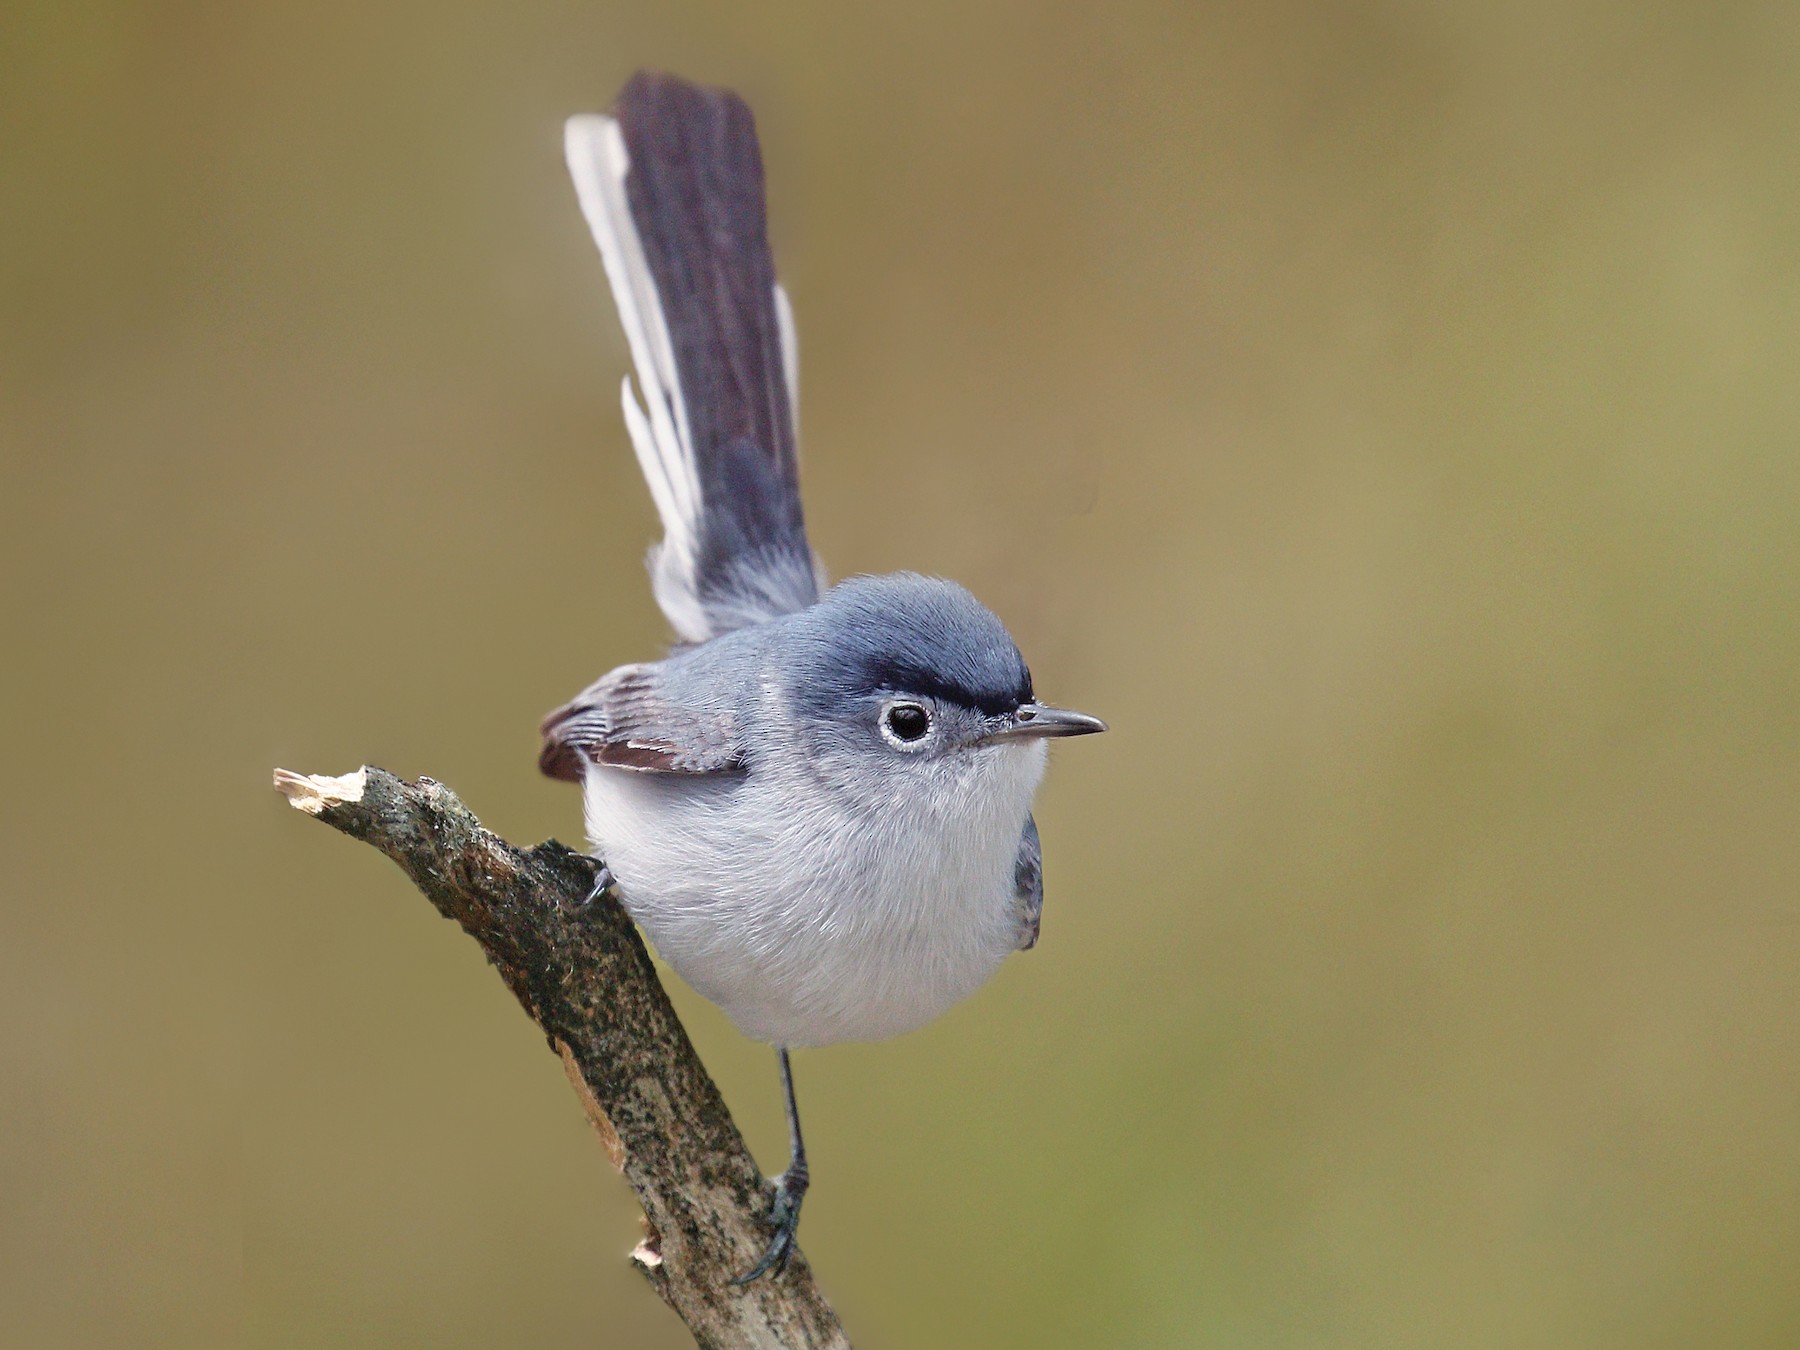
[6,1,1800,1346]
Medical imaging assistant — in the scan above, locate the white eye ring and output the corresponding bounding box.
[880,700,933,748]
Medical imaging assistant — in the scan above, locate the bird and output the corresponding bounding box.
[540,69,1106,1282]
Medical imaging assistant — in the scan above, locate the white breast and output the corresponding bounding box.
[582,738,1048,1046]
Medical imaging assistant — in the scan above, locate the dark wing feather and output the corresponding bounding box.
[538,664,744,780]
[1013,814,1044,951]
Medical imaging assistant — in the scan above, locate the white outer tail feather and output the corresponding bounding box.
[565,114,711,640]
[774,282,799,446]
[565,113,807,644]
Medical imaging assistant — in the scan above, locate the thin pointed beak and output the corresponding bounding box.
[982,703,1109,744]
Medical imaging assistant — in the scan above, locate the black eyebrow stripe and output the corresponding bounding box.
[861,654,1032,717]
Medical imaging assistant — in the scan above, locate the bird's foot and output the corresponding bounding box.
[582,862,616,906]
[733,1166,809,1284]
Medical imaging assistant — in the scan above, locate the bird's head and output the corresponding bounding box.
[782,574,1105,786]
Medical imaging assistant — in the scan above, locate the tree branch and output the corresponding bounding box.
[273,765,850,1350]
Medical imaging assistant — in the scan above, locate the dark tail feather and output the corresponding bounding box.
[614,71,816,622]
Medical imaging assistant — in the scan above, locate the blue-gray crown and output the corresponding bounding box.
[786,573,1034,718]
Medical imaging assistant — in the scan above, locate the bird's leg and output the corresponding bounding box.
[581,860,616,906]
[734,1045,810,1283]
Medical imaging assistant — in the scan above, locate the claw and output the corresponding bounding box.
[582,862,616,906]
[733,1169,808,1284]
[734,1046,810,1283]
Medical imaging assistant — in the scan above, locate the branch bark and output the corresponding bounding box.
[273,765,850,1350]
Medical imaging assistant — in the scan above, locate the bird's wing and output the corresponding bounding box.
[539,663,745,779]
[564,71,821,643]
[1013,814,1044,951]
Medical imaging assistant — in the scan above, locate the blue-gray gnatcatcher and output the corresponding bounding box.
[539,70,1105,1281]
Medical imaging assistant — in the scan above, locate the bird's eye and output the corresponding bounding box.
[882,702,931,744]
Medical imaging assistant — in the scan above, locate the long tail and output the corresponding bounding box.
[565,71,821,641]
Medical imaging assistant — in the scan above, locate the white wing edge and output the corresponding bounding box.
[564,114,710,640]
